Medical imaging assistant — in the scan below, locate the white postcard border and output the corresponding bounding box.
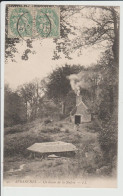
[1,1,123,196]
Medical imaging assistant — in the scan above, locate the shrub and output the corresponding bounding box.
[41,127,60,134]
[44,119,53,125]
[65,129,69,133]
[4,125,27,135]
[98,119,118,167]
[53,127,61,132]
[4,133,53,158]
[59,113,65,120]
[58,123,63,128]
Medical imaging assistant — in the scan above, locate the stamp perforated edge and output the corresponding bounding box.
[7,5,60,39]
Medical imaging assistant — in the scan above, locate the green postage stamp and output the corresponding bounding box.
[8,6,60,38]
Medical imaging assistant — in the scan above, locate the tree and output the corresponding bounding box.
[54,6,119,114]
[17,78,45,120]
[46,64,83,115]
[4,84,26,127]
[65,90,76,116]
[54,6,119,63]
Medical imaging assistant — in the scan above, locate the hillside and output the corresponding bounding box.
[3,117,116,186]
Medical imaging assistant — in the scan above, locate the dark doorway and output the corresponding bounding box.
[75,115,81,124]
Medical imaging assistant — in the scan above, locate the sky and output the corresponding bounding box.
[5,38,103,90]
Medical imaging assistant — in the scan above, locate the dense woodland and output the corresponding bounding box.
[4,61,116,126]
[5,6,119,169]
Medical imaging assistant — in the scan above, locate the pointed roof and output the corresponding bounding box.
[70,99,90,116]
[76,100,88,110]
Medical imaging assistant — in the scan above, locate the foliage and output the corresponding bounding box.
[53,6,119,65]
[65,90,76,116]
[46,64,83,114]
[17,79,44,120]
[38,96,60,119]
[98,118,118,167]
[4,84,26,127]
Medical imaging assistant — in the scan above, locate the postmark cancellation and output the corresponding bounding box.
[7,5,60,38]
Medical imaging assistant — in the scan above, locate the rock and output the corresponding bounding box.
[44,119,53,125]
[48,154,59,158]
[60,128,66,132]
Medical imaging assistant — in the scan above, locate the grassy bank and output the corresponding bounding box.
[4,118,115,181]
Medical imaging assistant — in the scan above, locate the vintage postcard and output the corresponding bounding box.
[1,1,122,190]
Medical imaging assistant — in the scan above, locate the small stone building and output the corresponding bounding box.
[70,95,91,124]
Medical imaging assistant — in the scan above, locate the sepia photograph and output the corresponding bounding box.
[1,2,120,188]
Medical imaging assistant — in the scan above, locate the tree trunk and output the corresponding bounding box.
[111,8,119,118]
[61,101,65,115]
[112,8,119,66]
[109,85,114,114]
[26,101,28,121]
